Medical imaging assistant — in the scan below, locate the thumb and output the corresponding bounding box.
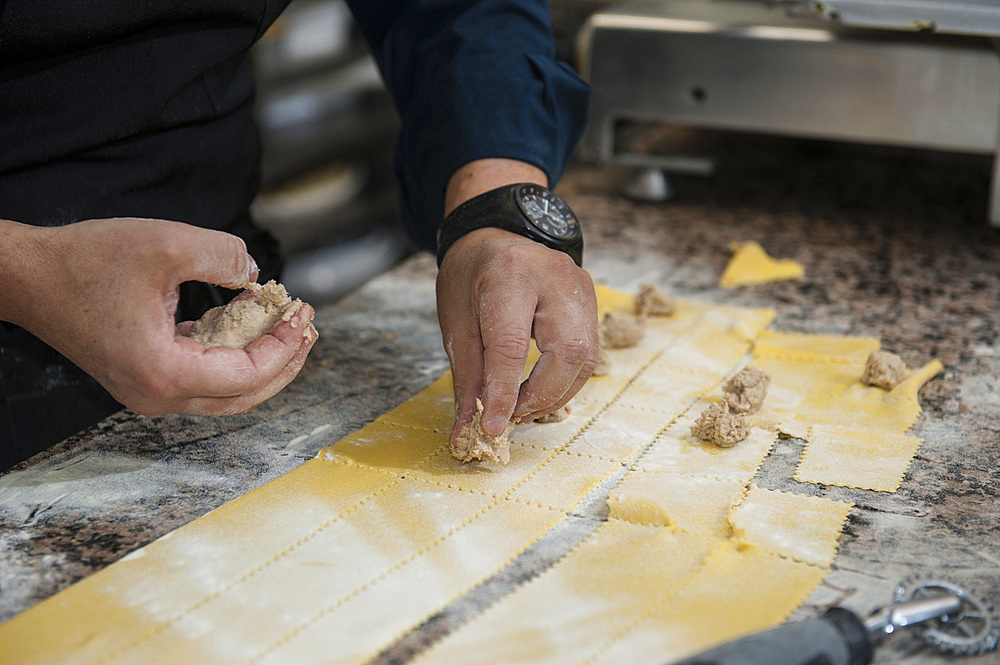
[170,225,259,289]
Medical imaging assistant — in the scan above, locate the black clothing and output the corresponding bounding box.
[0,0,589,469]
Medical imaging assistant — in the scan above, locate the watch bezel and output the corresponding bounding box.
[514,184,581,243]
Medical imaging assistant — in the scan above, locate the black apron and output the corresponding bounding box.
[0,0,291,468]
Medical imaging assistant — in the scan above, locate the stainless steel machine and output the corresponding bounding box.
[577,0,1000,224]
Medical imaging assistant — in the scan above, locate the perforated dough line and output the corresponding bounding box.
[81,424,457,665]
[88,470,412,665]
[576,546,710,665]
[244,497,564,665]
[581,485,853,665]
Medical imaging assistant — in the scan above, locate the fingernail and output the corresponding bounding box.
[484,416,508,436]
[294,306,315,330]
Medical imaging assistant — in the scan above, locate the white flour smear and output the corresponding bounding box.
[0,451,228,523]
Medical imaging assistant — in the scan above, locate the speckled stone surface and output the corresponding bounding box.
[1,136,998,663]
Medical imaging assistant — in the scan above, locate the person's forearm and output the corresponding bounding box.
[444,159,548,216]
[1,216,316,417]
[349,1,588,247]
[0,218,51,328]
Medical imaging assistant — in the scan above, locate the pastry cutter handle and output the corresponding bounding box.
[668,607,873,665]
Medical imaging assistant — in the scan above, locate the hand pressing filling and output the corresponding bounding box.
[450,398,513,465]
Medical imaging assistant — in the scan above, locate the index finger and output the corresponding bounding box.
[478,288,537,437]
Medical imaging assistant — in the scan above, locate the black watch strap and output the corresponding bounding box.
[435,183,583,268]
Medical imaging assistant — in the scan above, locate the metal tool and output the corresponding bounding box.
[669,577,999,665]
[576,0,1000,227]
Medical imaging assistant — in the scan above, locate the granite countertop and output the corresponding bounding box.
[1,135,998,664]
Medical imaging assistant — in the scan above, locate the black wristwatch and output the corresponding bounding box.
[436,183,583,267]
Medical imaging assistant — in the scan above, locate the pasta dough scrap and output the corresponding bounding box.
[719,241,804,287]
[796,424,923,492]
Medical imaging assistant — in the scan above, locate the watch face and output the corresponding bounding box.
[515,185,580,241]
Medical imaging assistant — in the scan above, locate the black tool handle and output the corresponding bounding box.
[668,608,874,665]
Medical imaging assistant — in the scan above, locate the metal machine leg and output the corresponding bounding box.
[991,39,1000,228]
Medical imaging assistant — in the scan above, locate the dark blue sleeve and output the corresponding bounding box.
[346,0,590,251]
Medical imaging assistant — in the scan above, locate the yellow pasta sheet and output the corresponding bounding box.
[797,425,923,492]
[751,330,941,489]
[0,286,939,665]
[587,541,829,665]
[719,241,805,287]
[411,521,714,665]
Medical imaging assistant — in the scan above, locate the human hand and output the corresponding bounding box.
[436,227,599,444]
[4,217,316,416]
